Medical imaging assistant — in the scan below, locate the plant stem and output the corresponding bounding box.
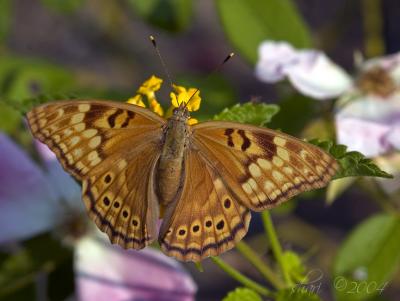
[211,257,272,296]
[261,211,292,286]
[362,0,385,57]
[235,241,284,289]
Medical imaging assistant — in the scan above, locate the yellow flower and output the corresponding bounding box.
[137,75,163,98]
[127,95,145,107]
[149,98,164,116]
[126,76,201,122]
[187,118,198,125]
[127,75,164,116]
[170,84,201,112]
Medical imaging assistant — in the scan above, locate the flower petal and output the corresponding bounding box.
[256,41,352,99]
[35,141,84,213]
[170,85,201,112]
[170,92,179,108]
[0,134,59,243]
[385,124,400,150]
[337,96,400,122]
[286,51,353,99]
[127,95,146,107]
[75,233,197,301]
[335,115,391,157]
[137,75,163,96]
[336,97,400,156]
[186,89,201,111]
[255,41,298,82]
[363,52,400,84]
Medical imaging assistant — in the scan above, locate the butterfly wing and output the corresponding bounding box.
[159,149,251,262]
[191,121,339,211]
[27,100,165,248]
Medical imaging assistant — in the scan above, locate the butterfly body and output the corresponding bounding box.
[27,99,338,262]
[158,106,190,205]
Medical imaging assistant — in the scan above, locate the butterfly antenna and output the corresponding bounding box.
[184,52,234,109]
[149,35,174,90]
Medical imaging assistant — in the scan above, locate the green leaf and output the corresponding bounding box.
[0,0,12,42]
[214,102,279,126]
[276,288,321,301]
[0,56,75,101]
[309,139,393,179]
[3,93,78,115]
[281,251,307,284]
[194,261,204,272]
[0,56,76,132]
[222,287,262,301]
[334,214,400,301]
[0,105,20,134]
[216,0,311,63]
[127,0,193,32]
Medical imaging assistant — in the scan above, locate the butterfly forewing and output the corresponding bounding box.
[27,100,165,180]
[27,100,165,249]
[192,121,338,211]
[159,149,251,262]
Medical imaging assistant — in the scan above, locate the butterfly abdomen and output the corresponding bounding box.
[157,117,190,206]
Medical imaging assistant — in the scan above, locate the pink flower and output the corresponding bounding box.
[0,133,197,300]
[255,40,400,157]
[335,97,400,157]
[255,41,352,100]
[76,234,196,301]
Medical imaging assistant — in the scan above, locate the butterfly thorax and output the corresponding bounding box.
[157,107,191,206]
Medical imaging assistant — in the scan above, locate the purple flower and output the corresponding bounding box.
[0,133,196,300]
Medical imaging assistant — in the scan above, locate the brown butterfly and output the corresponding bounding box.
[27,98,338,262]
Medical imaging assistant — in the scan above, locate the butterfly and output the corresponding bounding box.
[27,98,338,262]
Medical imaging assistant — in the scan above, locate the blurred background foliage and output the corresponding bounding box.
[0,0,400,301]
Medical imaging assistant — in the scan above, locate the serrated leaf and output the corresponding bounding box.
[334,214,400,301]
[309,139,393,179]
[127,0,193,32]
[214,102,279,126]
[222,287,262,301]
[276,288,321,301]
[281,251,307,284]
[216,0,311,63]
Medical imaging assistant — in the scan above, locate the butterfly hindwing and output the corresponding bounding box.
[192,121,338,211]
[159,149,251,262]
[27,100,165,249]
[82,141,160,249]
